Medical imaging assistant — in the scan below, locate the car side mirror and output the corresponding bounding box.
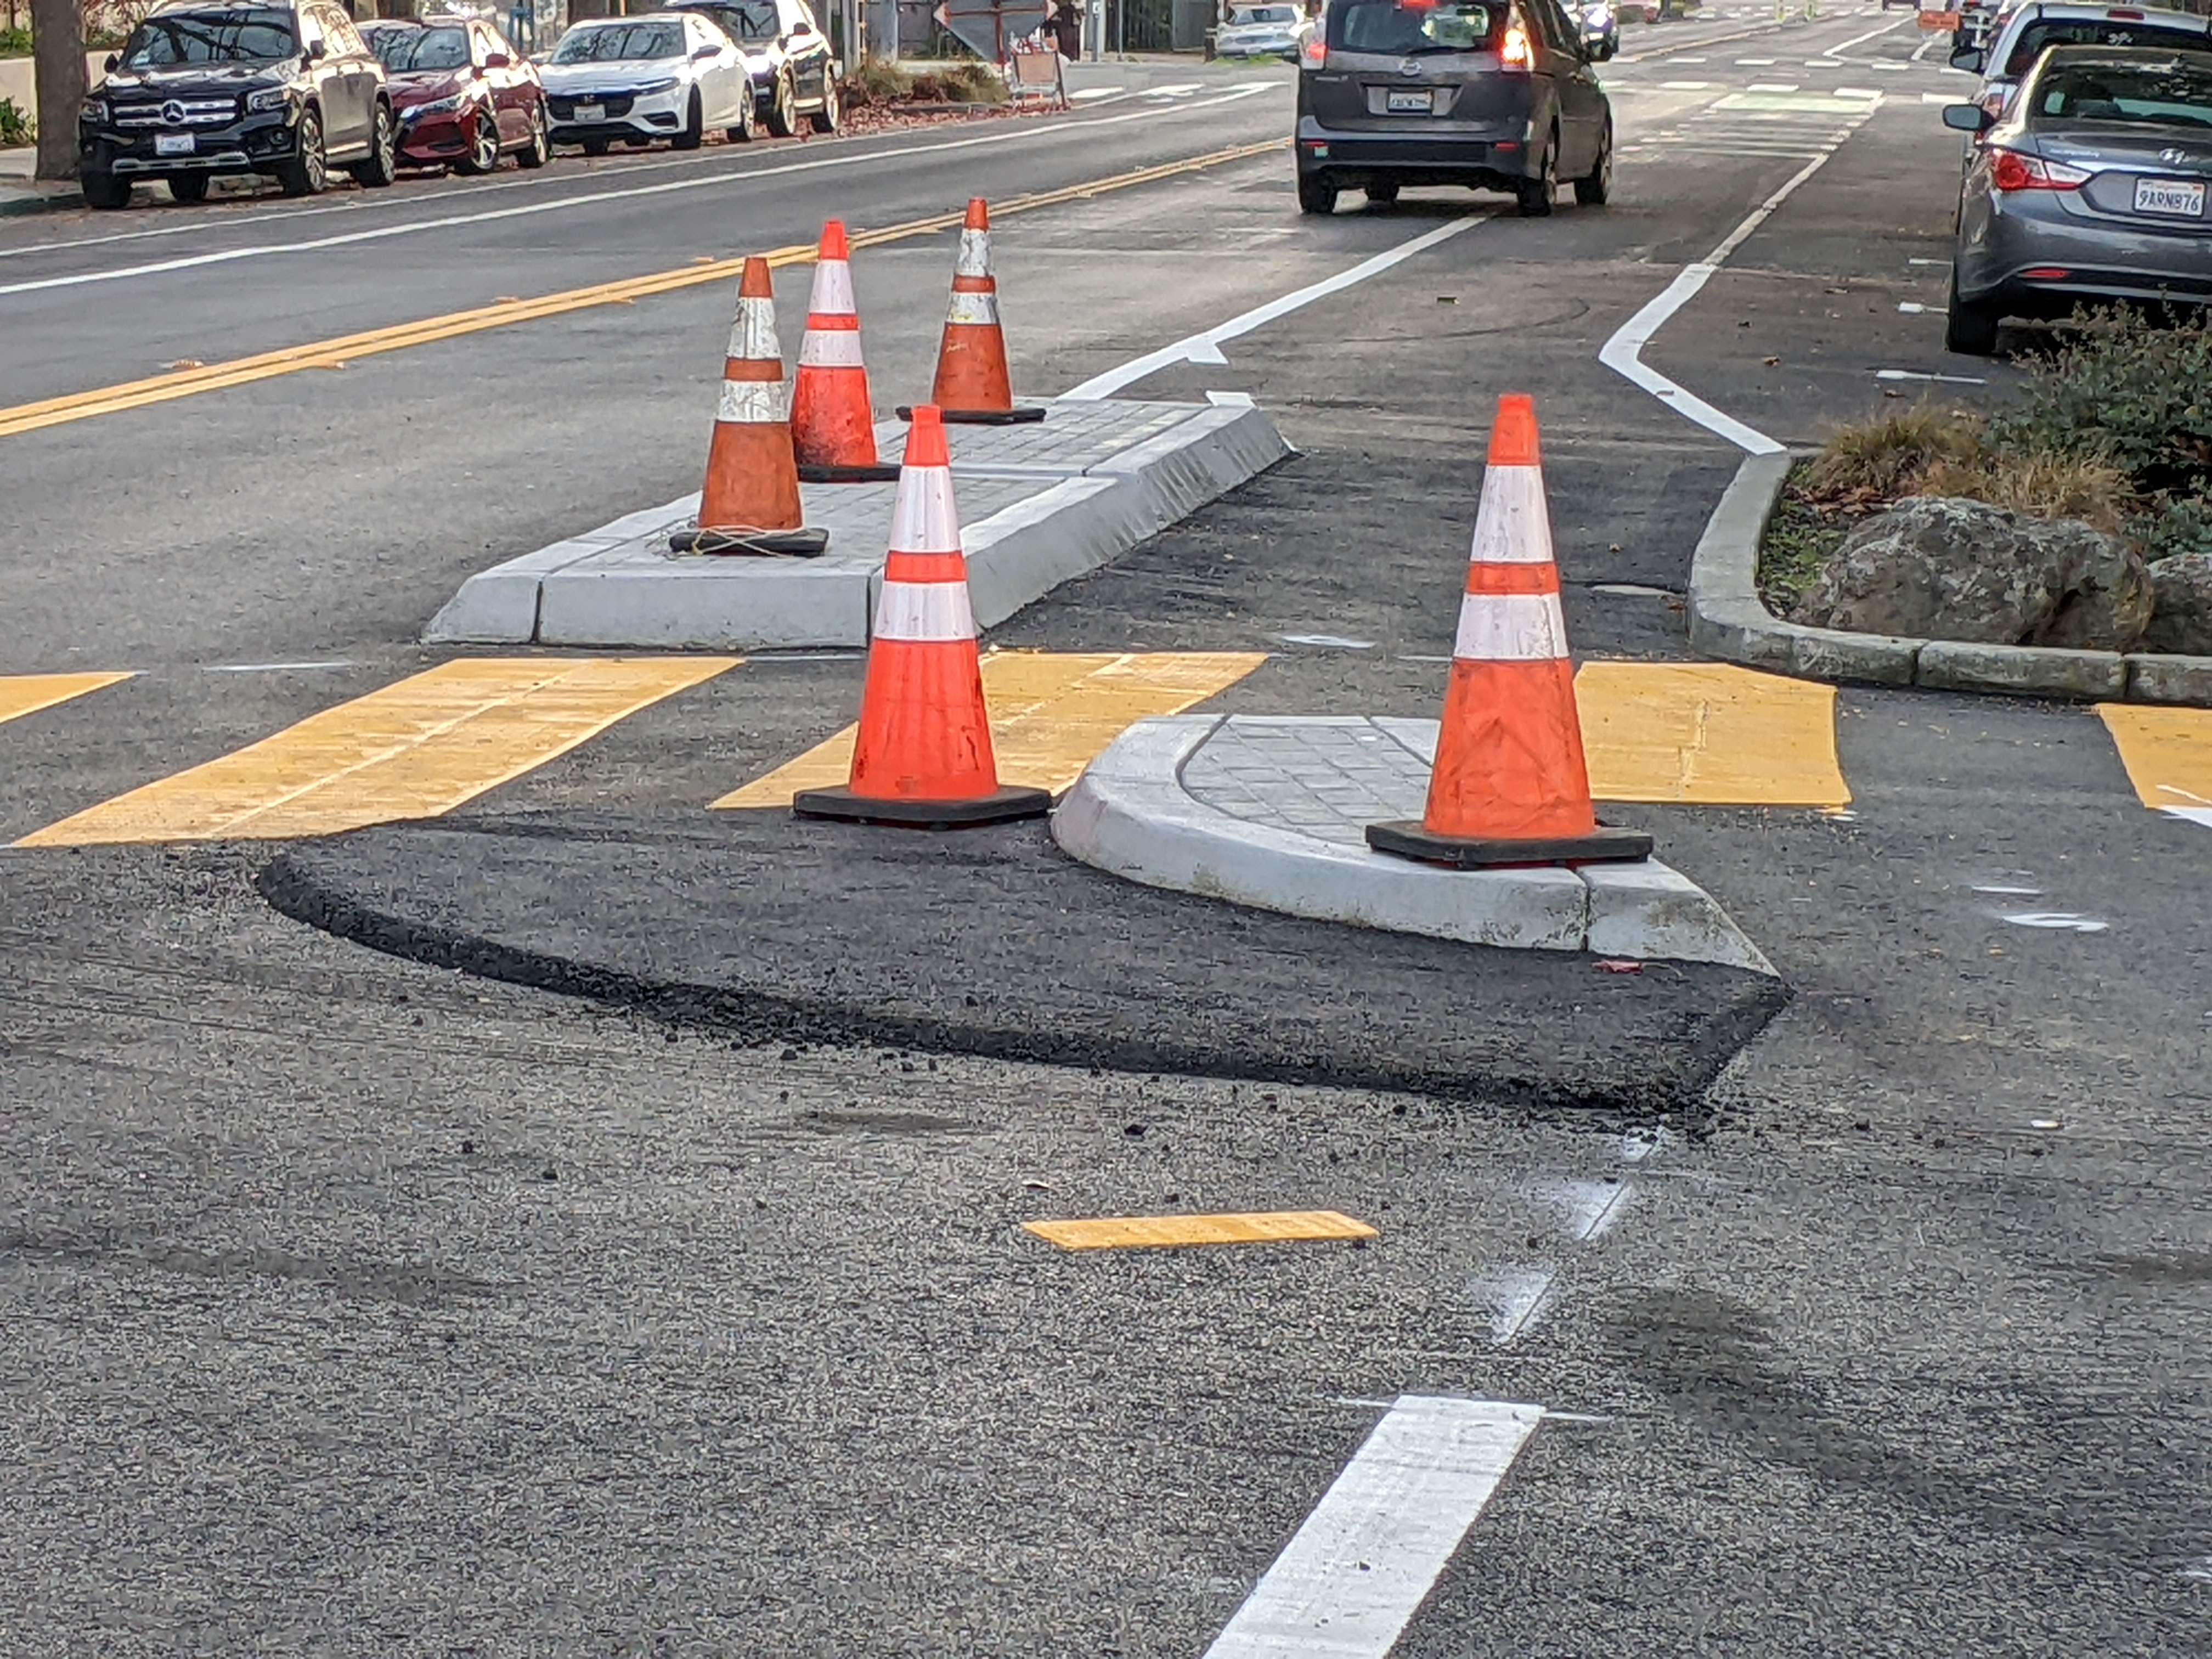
[104,52,119,71]
[484,50,511,66]
[306,37,327,60]
[1949,44,1984,71]
[1941,101,1994,132]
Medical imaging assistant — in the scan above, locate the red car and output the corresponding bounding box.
[361,16,548,174]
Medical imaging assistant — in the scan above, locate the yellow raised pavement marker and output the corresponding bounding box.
[0,672,133,726]
[1024,1210,1378,1251]
[2098,704,2212,820]
[716,650,1267,809]
[18,656,736,847]
[1575,661,1851,808]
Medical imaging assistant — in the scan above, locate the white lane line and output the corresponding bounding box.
[1204,1396,1543,1659]
[1747,82,1802,91]
[1661,78,1714,88]
[1899,301,1932,313]
[1206,389,1257,407]
[0,86,1276,300]
[2163,805,2212,832]
[1144,80,1205,95]
[1474,1267,1558,1345]
[1598,95,1881,454]
[202,659,356,672]
[1062,212,1489,399]
[1735,56,1778,64]
[1070,86,1124,101]
[1825,15,1910,53]
[1536,1177,1634,1242]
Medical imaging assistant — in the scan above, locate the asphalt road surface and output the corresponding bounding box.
[3,14,2208,1656]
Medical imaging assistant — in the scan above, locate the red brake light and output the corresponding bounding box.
[1500,20,1531,67]
[1989,146,2091,190]
[1301,31,1325,63]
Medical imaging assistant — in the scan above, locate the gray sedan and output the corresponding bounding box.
[1944,45,2212,353]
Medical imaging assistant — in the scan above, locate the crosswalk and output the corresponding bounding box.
[3,656,2205,849]
[1617,86,1883,164]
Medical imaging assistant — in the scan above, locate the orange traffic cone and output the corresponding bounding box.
[1367,394,1652,869]
[792,405,1052,829]
[792,221,898,484]
[923,198,1042,426]
[678,256,825,556]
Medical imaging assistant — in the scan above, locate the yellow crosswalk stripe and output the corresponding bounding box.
[2097,704,2212,817]
[714,650,1268,809]
[18,656,736,847]
[1024,1210,1378,1251]
[1576,661,1851,808]
[0,672,134,726]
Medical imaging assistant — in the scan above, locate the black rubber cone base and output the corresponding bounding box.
[792,783,1053,830]
[798,461,903,483]
[1365,820,1655,870]
[894,405,1047,425]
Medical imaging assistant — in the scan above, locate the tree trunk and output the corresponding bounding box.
[30,0,86,181]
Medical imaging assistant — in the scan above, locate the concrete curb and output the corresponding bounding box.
[1687,450,2212,707]
[0,186,79,216]
[426,398,1293,650]
[1051,715,1778,976]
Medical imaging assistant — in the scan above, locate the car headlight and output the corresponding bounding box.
[412,92,470,116]
[633,77,679,94]
[246,86,293,112]
[81,98,108,122]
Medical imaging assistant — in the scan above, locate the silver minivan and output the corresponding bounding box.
[1295,0,1612,216]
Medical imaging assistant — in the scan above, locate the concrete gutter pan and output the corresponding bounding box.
[425,397,1291,650]
[1688,452,2212,707]
[1052,714,1777,976]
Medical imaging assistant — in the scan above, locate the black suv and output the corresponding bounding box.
[668,0,839,135]
[79,0,396,208]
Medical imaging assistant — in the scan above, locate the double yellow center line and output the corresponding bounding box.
[0,138,1285,442]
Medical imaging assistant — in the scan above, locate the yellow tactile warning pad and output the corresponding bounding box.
[2097,703,2212,814]
[1575,661,1852,808]
[715,650,1268,808]
[1023,1210,1379,1251]
[0,672,134,727]
[17,656,737,846]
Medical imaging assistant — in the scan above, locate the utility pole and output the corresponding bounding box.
[29,0,85,181]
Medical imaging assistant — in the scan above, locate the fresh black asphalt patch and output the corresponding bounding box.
[259,810,1788,1115]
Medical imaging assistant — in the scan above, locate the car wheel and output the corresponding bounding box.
[766,71,798,137]
[1516,131,1556,217]
[1574,120,1611,207]
[726,86,756,143]
[673,89,704,150]
[1363,182,1400,205]
[516,103,549,168]
[82,170,132,210]
[167,172,209,204]
[278,106,329,196]
[809,74,840,133]
[582,134,612,156]
[459,105,502,174]
[1296,172,1337,215]
[1944,272,2001,355]
[347,101,397,187]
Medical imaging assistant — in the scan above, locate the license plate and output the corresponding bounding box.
[154,132,194,156]
[573,102,605,122]
[1386,88,1433,112]
[2135,177,2204,217]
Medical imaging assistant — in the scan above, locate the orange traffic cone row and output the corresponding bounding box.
[1367,394,1652,869]
[792,221,899,484]
[920,198,1042,426]
[675,255,827,557]
[792,405,1052,829]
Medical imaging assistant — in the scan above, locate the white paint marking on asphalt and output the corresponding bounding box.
[1206,390,1258,407]
[1589,582,1675,596]
[1996,911,2109,932]
[1909,255,1953,264]
[1825,16,1911,53]
[1070,86,1124,101]
[2030,1118,2063,1131]
[1898,301,1932,313]
[2161,804,2212,832]
[1474,1267,1558,1345]
[1669,54,1708,62]
[202,659,356,672]
[1971,883,2042,896]
[1876,368,1985,383]
[1661,78,1714,88]
[1539,1177,1634,1242]
[1230,78,1281,89]
[1599,96,1881,453]
[1747,82,1801,92]
[1831,86,1883,99]
[1735,57,1778,65]
[0,87,1277,299]
[1062,212,1489,400]
[1144,81,1205,96]
[1868,59,1913,70]
[1203,1395,1543,1659]
[1277,633,1376,648]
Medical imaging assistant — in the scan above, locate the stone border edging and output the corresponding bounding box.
[1686,450,2212,707]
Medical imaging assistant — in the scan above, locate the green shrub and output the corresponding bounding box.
[0,25,32,56]
[0,97,32,148]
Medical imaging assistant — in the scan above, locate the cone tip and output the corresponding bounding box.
[739,256,774,299]
[964,197,990,230]
[903,404,950,469]
[1488,393,1539,469]
[820,219,849,261]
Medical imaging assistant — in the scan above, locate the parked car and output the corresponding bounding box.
[1566,0,1618,59]
[1942,44,2212,352]
[1215,3,1315,60]
[668,0,839,134]
[362,16,548,173]
[1295,0,1612,216]
[77,0,396,207]
[539,12,754,153]
[1951,0,2212,120]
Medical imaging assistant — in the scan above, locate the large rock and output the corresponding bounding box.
[2144,551,2212,655]
[1794,495,2152,651]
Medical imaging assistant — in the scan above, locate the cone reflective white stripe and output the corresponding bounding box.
[799,330,868,368]
[945,290,1001,327]
[1468,466,1555,565]
[955,227,992,278]
[888,465,960,553]
[873,578,978,642]
[808,254,858,317]
[1451,592,1570,662]
[719,377,791,423]
[726,295,778,363]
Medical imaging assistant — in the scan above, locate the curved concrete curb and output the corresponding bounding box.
[1051,716,1776,976]
[1688,452,2212,707]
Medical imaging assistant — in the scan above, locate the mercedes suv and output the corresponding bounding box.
[78,0,396,208]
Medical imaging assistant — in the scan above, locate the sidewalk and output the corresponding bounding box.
[0,145,78,216]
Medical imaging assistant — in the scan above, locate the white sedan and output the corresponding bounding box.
[1214,3,1313,59]
[540,12,755,153]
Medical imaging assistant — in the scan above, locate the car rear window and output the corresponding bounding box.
[696,1,780,40]
[551,20,687,61]
[2003,18,2210,76]
[1235,5,1299,19]
[121,8,297,65]
[2033,54,2212,121]
[1327,0,1505,53]
[369,24,470,69]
